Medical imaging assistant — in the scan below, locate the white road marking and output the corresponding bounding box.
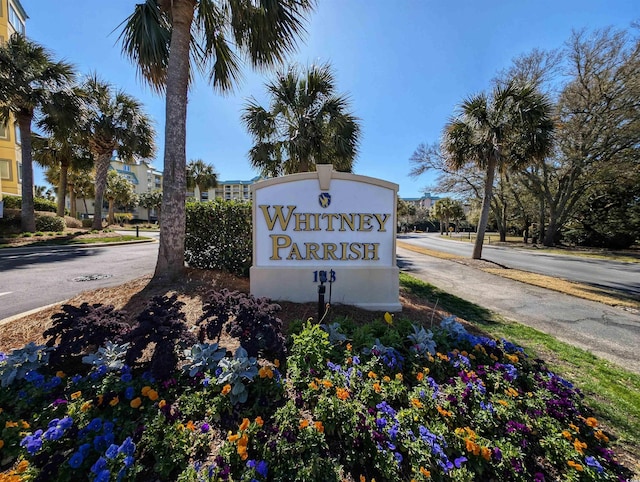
[0,292,12,297]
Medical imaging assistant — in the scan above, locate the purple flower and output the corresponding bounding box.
[95,469,111,482]
[201,423,210,433]
[105,443,119,459]
[124,456,135,467]
[20,430,43,455]
[91,457,107,474]
[256,460,268,477]
[534,473,545,481]
[493,447,502,462]
[120,373,132,383]
[454,456,467,468]
[585,456,604,473]
[69,451,84,469]
[88,418,102,432]
[124,386,135,400]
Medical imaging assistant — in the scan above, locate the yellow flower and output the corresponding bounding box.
[505,387,519,397]
[490,354,498,361]
[497,400,509,407]
[147,389,159,401]
[158,399,167,409]
[383,376,391,383]
[56,371,66,378]
[5,421,18,428]
[384,312,394,325]
[395,373,403,381]
[221,384,232,395]
[573,439,587,454]
[569,423,580,433]
[255,416,264,427]
[259,366,274,379]
[141,386,151,396]
[71,391,82,400]
[314,421,324,433]
[239,418,250,431]
[373,383,382,393]
[367,371,378,379]
[505,353,519,363]
[109,396,119,407]
[130,397,142,409]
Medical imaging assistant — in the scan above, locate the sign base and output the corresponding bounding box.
[250,265,401,312]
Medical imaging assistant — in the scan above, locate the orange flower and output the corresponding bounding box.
[496,400,508,407]
[130,397,142,409]
[481,446,492,461]
[567,460,583,471]
[561,430,572,441]
[395,373,403,381]
[504,387,519,397]
[309,381,319,390]
[373,383,382,393]
[573,439,587,454]
[158,399,167,409]
[255,416,264,427]
[299,419,310,429]
[239,418,250,431]
[465,439,480,456]
[383,376,391,383]
[141,386,151,396]
[97,395,104,406]
[314,421,324,433]
[186,421,196,431]
[411,398,423,409]
[5,421,18,428]
[16,460,29,473]
[436,352,450,362]
[569,423,580,433]
[71,391,82,400]
[436,405,452,418]
[346,343,352,352]
[81,401,93,412]
[20,420,29,429]
[221,384,232,395]
[147,389,159,401]
[367,371,378,379]
[228,432,240,442]
[419,466,431,477]
[505,353,519,363]
[0,440,4,450]
[360,476,365,482]
[585,417,598,428]
[336,388,350,400]
[322,379,333,389]
[259,366,274,379]
[490,354,498,361]
[416,372,424,382]
[594,430,609,443]
[238,433,249,447]
[56,371,66,378]
[274,359,280,368]
[109,396,119,407]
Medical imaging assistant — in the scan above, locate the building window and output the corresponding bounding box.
[8,4,25,35]
[0,159,11,180]
[16,161,22,182]
[14,123,20,143]
[123,165,131,172]
[0,123,7,140]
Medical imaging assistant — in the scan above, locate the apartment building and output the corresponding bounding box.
[402,192,441,211]
[209,176,262,202]
[0,0,28,203]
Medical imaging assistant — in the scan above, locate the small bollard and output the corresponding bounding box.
[136,226,139,238]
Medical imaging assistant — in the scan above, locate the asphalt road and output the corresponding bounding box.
[0,242,159,321]
[397,247,640,374]
[399,233,640,297]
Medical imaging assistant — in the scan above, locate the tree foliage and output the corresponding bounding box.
[105,170,137,225]
[186,158,218,200]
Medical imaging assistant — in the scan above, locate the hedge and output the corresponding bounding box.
[2,195,60,213]
[185,200,252,276]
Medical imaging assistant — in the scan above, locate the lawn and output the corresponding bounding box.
[0,271,636,481]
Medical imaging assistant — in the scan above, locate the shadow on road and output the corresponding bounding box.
[0,247,101,271]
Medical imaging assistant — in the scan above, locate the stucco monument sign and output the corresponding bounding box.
[250,165,401,311]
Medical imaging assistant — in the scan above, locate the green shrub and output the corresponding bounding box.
[2,195,64,214]
[35,213,66,232]
[185,200,252,276]
[114,212,133,224]
[64,216,82,229]
[81,219,93,228]
[2,196,21,209]
[0,208,21,235]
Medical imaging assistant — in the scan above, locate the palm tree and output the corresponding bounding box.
[138,190,162,223]
[442,82,554,259]
[431,198,456,235]
[44,162,94,218]
[0,34,75,232]
[186,158,218,201]
[80,75,155,230]
[242,63,361,176]
[118,0,315,281]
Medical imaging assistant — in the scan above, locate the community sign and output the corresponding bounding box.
[250,165,400,311]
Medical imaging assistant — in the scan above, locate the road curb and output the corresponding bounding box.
[0,300,68,326]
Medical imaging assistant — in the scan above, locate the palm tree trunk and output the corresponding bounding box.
[108,198,115,225]
[154,1,195,281]
[18,114,36,232]
[92,153,111,230]
[472,155,498,259]
[68,182,77,218]
[57,160,69,217]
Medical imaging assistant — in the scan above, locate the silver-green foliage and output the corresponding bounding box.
[81,341,130,371]
[0,342,51,387]
[216,347,258,404]
[183,342,226,378]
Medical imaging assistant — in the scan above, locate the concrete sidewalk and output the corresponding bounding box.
[398,247,640,375]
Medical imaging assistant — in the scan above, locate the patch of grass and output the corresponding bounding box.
[396,240,462,260]
[399,272,640,461]
[58,235,147,245]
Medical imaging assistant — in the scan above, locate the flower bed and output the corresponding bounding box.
[0,291,632,481]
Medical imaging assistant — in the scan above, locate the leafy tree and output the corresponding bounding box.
[80,75,155,230]
[34,185,55,202]
[0,34,75,232]
[119,0,315,281]
[138,190,163,223]
[44,163,95,218]
[186,158,217,201]
[105,170,137,225]
[431,198,464,235]
[242,62,361,176]
[441,82,554,259]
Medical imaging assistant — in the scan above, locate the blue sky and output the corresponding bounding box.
[24,0,638,198]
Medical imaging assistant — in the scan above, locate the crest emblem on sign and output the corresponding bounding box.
[318,192,331,208]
